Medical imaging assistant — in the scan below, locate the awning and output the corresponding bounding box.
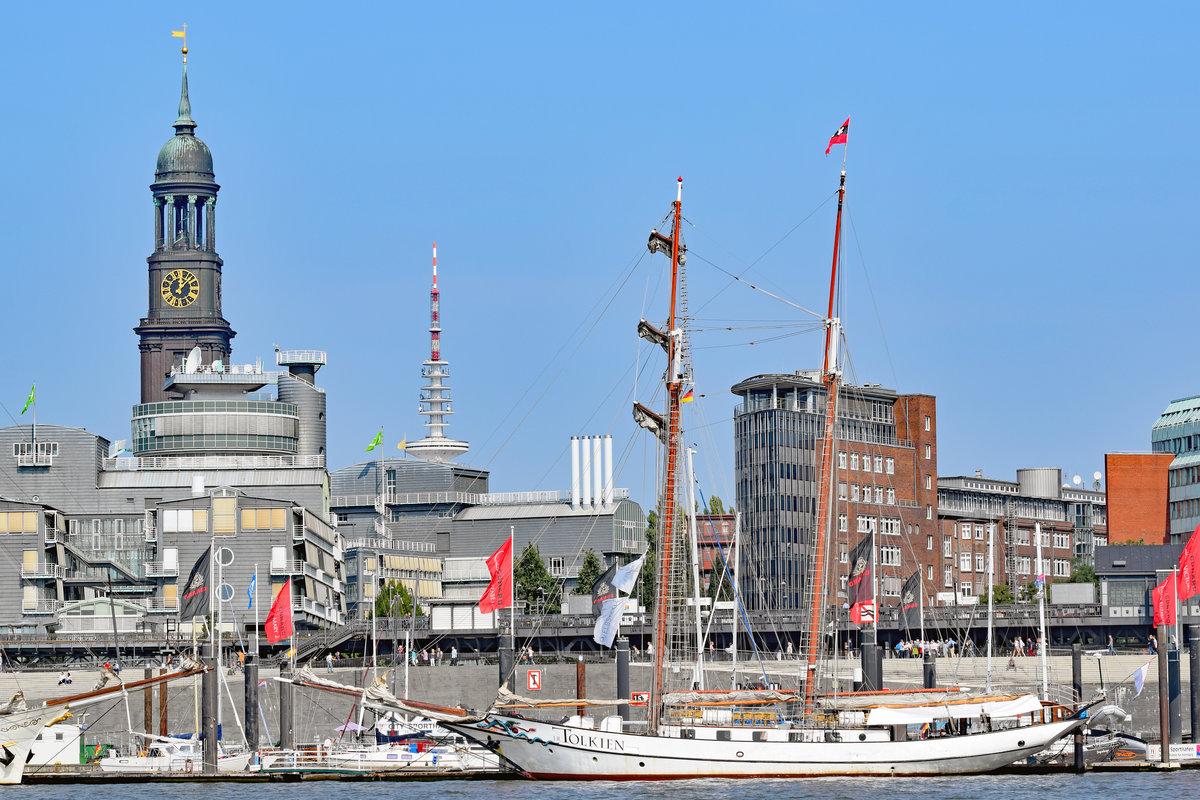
[864,694,1044,726]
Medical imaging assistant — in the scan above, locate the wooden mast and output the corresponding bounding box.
[648,177,684,735]
[803,165,846,716]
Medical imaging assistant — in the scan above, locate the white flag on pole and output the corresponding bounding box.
[612,555,646,594]
[593,597,624,647]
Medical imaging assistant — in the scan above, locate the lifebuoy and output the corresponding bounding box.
[184,758,194,773]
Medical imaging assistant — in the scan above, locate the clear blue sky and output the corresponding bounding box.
[1,3,1196,510]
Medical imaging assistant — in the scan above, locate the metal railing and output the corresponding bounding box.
[20,563,65,579]
[332,487,630,510]
[16,454,53,467]
[144,562,178,577]
[271,560,305,576]
[103,454,325,471]
[342,538,437,554]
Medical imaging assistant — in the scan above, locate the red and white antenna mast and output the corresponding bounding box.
[430,242,441,361]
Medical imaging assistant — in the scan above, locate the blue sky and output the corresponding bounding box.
[1,3,1196,510]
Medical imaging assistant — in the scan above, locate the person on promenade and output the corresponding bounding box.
[1107,635,1115,656]
[1148,634,1158,654]
[450,645,458,666]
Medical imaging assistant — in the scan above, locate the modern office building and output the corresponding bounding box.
[1151,395,1200,543]
[731,371,939,612]
[0,56,344,635]
[936,468,1107,604]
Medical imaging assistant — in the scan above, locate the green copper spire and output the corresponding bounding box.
[173,61,196,135]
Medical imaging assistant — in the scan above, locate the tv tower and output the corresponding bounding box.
[406,243,469,463]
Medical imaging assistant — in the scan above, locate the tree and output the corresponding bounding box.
[1018,580,1040,604]
[374,580,421,619]
[984,584,1015,605]
[573,550,605,595]
[1067,559,1098,591]
[514,543,561,612]
[707,549,733,602]
[705,496,731,515]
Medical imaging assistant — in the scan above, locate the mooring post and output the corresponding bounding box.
[1169,646,1182,743]
[499,645,514,690]
[201,644,218,776]
[616,638,631,722]
[279,663,295,750]
[1190,633,1200,745]
[576,656,587,718]
[244,655,259,752]
[922,649,936,689]
[1072,643,1083,773]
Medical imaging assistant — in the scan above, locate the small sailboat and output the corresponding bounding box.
[438,163,1092,779]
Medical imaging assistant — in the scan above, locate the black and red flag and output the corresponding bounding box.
[899,571,922,634]
[825,116,850,154]
[591,563,618,619]
[178,545,211,621]
[847,533,874,624]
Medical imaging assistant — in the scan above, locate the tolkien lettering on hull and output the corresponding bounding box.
[558,728,627,752]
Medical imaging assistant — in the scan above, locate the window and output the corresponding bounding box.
[961,523,971,540]
[213,497,236,535]
[549,557,565,576]
[881,518,901,536]
[839,544,848,564]
[241,508,286,531]
[857,516,876,533]
[885,457,895,475]
[1053,559,1071,577]
[838,514,848,532]
[960,553,972,572]
[943,568,953,588]
[862,456,872,474]
[943,536,952,557]
[975,524,984,540]
[975,553,984,572]
[882,575,902,597]
[924,415,931,431]
[926,505,933,520]
[849,484,859,502]
[961,583,973,597]
[874,487,883,504]
[1016,529,1030,545]
[886,488,895,505]
[881,546,901,567]
[928,565,934,580]
[0,512,37,533]
[1054,532,1069,550]
[838,451,847,469]
[926,534,933,550]
[874,456,883,473]
[838,483,848,500]
[850,453,859,470]
[925,475,932,490]
[924,444,932,459]
[1017,556,1031,575]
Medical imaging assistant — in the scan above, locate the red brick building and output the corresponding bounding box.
[1104,453,1173,544]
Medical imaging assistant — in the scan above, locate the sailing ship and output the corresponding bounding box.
[438,165,1091,778]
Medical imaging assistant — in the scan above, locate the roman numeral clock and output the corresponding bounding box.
[161,268,200,308]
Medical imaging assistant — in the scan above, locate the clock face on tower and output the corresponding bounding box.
[161,268,200,308]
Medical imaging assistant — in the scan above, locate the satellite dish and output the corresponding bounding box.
[1072,475,1082,486]
[1093,471,1103,482]
[184,346,202,374]
[212,359,224,373]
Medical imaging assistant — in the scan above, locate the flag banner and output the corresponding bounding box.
[20,384,35,416]
[825,116,850,154]
[171,30,186,38]
[397,437,407,450]
[247,573,256,609]
[365,429,383,451]
[591,564,618,619]
[899,571,922,634]
[1133,661,1151,698]
[681,389,694,403]
[847,533,873,608]
[850,601,876,625]
[1152,573,1177,626]
[1178,522,1200,601]
[179,546,211,620]
[478,536,514,614]
[265,579,294,643]
[593,597,624,647]
[612,555,646,594]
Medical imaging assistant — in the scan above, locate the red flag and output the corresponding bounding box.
[825,117,849,154]
[850,601,876,625]
[1177,523,1200,601]
[1152,573,1176,627]
[478,536,514,614]
[265,578,294,643]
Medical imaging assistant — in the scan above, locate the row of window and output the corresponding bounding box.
[837,452,895,475]
[1169,465,1200,487]
[133,434,299,452]
[1171,498,1200,520]
[838,484,897,505]
[1153,433,1200,455]
[0,511,38,533]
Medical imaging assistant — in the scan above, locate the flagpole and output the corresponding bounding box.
[254,564,260,660]
[986,521,994,693]
[1035,522,1048,698]
[509,527,516,664]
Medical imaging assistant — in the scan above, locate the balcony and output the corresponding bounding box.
[145,562,178,578]
[143,597,178,614]
[271,559,305,576]
[16,453,53,467]
[20,563,64,579]
[22,599,61,615]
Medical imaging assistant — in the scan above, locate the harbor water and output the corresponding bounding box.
[11,774,1200,799]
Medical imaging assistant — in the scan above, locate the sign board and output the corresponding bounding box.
[1146,743,1200,761]
[527,670,542,691]
[631,692,649,705]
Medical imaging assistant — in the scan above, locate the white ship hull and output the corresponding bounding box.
[443,714,1085,780]
[0,707,60,785]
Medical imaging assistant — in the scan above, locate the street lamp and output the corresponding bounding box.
[536,587,546,617]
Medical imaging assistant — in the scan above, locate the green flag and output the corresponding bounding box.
[365,428,383,452]
[20,384,35,416]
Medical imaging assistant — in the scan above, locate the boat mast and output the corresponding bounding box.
[648,177,685,734]
[803,162,846,717]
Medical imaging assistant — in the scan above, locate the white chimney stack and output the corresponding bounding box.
[570,437,581,510]
[603,435,614,507]
[592,436,602,509]
[581,437,592,509]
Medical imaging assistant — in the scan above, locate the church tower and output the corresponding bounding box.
[134,49,235,402]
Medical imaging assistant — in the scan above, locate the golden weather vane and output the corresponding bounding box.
[171,24,188,62]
